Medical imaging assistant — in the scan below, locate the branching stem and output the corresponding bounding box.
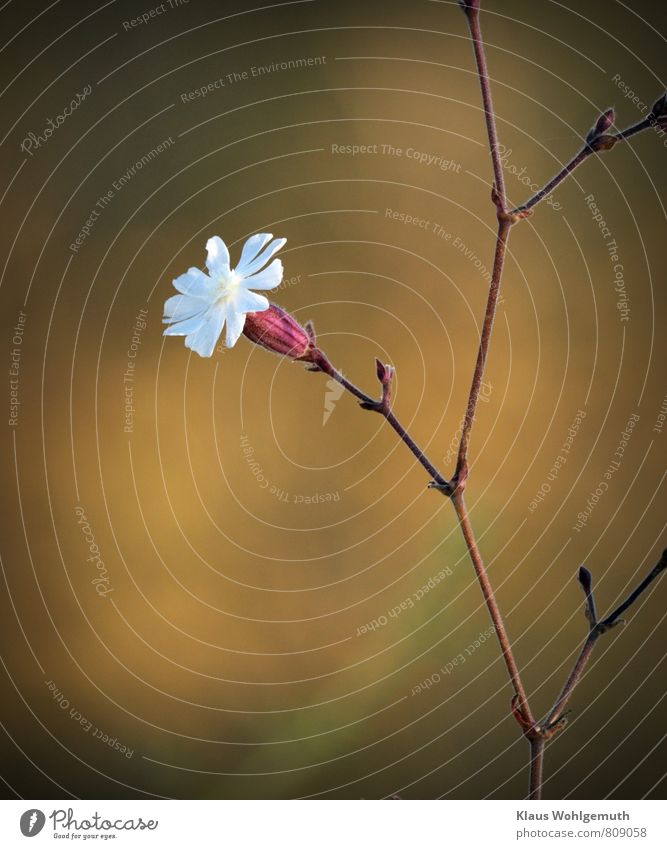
[301,0,665,804]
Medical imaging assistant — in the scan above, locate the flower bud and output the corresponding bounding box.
[651,91,667,118]
[243,303,318,362]
[586,108,615,144]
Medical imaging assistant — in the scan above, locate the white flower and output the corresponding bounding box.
[163,233,286,357]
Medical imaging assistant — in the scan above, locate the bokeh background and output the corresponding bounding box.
[0,0,665,800]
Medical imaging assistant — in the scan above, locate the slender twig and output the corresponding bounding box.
[525,553,666,800]
[454,216,513,485]
[528,739,545,802]
[544,550,667,732]
[461,0,507,212]
[452,489,534,725]
[292,0,666,804]
[512,147,593,216]
[512,112,664,216]
[452,0,665,802]
[312,353,451,490]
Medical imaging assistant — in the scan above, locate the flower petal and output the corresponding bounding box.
[173,267,214,297]
[233,289,270,313]
[225,309,246,348]
[163,314,207,336]
[236,237,286,278]
[237,233,273,272]
[205,236,231,279]
[184,307,227,358]
[242,258,283,291]
[163,294,208,323]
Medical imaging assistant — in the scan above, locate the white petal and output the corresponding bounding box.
[205,236,231,278]
[237,233,272,272]
[163,294,207,322]
[225,309,246,348]
[163,315,207,336]
[236,237,286,278]
[173,267,214,297]
[184,307,227,358]
[242,258,283,291]
[233,289,269,313]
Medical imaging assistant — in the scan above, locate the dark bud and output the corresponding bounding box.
[586,107,615,144]
[577,565,593,595]
[650,91,667,118]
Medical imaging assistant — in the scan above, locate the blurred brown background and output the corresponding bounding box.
[0,0,665,800]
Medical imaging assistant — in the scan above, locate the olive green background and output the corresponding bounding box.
[0,0,665,799]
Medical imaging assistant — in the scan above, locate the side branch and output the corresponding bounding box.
[545,549,667,731]
[460,0,507,212]
[512,97,667,216]
[312,351,451,492]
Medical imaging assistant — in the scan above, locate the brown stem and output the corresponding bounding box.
[529,738,545,800]
[321,361,451,490]
[615,116,654,141]
[512,116,659,216]
[455,216,512,482]
[452,489,534,726]
[544,550,667,730]
[512,146,593,215]
[464,4,507,211]
[305,3,666,805]
[544,634,598,730]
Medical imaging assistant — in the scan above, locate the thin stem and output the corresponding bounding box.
[326,364,451,489]
[512,146,593,215]
[464,5,507,210]
[385,410,448,487]
[528,739,545,801]
[545,550,667,729]
[616,116,654,142]
[455,217,512,481]
[512,116,659,216]
[600,550,667,628]
[452,490,534,725]
[545,634,598,729]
